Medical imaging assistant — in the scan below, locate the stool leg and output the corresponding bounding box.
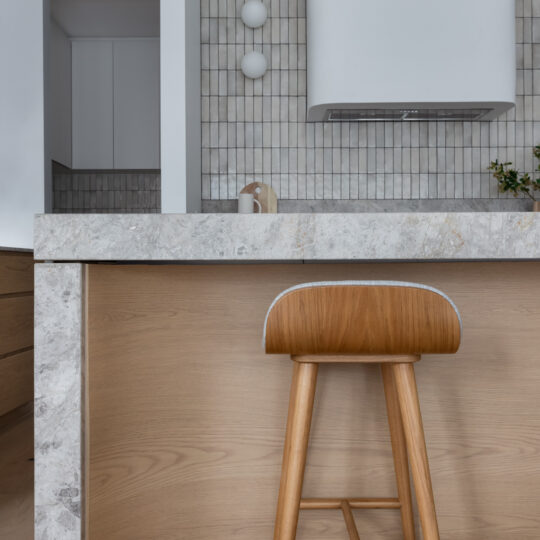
[392,363,440,540]
[274,362,318,540]
[381,364,416,540]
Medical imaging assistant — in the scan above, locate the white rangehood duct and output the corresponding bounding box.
[307,0,516,122]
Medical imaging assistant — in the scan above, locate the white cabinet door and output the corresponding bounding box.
[72,41,114,169]
[113,40,160,169]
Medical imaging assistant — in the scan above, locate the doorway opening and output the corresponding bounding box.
[48,0,161,214]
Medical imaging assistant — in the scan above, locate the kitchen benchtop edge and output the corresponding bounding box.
[33,213,540,262]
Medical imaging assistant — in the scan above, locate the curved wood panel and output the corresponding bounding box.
[265,284,461,355]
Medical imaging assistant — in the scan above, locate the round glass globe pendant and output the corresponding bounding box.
[241,0,267,29]
[241,51,267,79]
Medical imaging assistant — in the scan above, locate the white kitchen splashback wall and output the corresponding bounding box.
[201,0,538,206]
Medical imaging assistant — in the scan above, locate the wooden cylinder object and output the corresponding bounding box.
[274,362,318,540]
[393,363,440,540]
[382,364,417,540]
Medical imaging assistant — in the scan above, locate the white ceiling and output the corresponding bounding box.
[51,0,160,38]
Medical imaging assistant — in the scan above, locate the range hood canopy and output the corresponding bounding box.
[307,0,516,122]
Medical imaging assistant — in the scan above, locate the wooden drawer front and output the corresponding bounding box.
[0,350,33,416]
[0,253,33,295]
[0,296,33,356]
[0,251,34,416]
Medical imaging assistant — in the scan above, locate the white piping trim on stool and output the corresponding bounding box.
[262,281,463,349]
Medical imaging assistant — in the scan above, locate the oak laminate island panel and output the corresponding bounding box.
[34,213,540,540]
[0,249,33,417]
[0,249,34,540]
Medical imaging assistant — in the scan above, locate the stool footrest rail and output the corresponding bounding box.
[300,497,402,510]
[299,498,401,540]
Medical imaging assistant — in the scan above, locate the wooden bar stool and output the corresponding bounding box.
[264,281,462,540]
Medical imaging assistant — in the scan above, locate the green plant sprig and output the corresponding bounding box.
[488,145,540,201]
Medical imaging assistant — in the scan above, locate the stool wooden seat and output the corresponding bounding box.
[264,281,462,540]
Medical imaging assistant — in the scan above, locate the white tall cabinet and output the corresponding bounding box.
[114,40,160,169]
[72,40,114,169]
[72,39,160,170]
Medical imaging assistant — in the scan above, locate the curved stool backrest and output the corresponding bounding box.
[264,281,461,356]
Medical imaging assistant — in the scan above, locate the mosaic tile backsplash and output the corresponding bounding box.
[201,0,540,204]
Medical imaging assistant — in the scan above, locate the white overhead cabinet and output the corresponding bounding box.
[72,39,160,170]
[114,40,160,169]
[72,41,114,169]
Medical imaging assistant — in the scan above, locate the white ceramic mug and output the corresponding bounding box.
[238,193,262,214]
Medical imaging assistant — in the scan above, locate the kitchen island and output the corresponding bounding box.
[34,213,540,540]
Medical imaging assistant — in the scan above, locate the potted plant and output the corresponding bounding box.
[488,146,540,211]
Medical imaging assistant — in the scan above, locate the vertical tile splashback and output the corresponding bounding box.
[53,171,161,213]
[201,0,539,204]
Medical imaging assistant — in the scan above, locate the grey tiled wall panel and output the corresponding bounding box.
[201,0,540,203]
[53,173,161,213]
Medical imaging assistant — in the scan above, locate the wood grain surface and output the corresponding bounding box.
[0,296,33,357]
[87,262,540,540]
[393,363,440,539]
[0,411,33,540]
[0,251,34,538]
[274,362,318,540]
[265,284,461,355]
[0,351,34,417]
[381,364,416,540]
[0,251,34,417]
[0,252,33,296]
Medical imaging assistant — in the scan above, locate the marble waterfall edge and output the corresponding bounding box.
[35,264,84,540]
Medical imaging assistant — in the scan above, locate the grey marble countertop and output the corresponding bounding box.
[34,213,540,262]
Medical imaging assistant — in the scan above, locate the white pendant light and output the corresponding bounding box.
[241,0,267,29]
[241,51,267,79]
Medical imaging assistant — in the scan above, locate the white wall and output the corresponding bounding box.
[51,0,159,38]
[0,0,46,249]
[161,0,201,213]
[50,18,72,168]
[184,0,201,213]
